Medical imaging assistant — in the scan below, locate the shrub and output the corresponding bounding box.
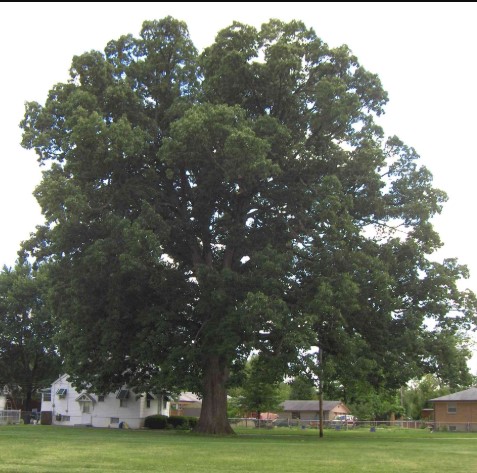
[167,416,188,429]
[144,415,169,429]
[186,416,198,429]
[144,414,199,430]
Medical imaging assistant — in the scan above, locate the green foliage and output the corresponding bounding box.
[144,414,169,429]
[401,374,454,420]
[167,415,189,429]
[231,356,284,417]
[289,375,318,400]
[185,416,199,429]
[0,260,61,409]
[144,415,198,430]
[348,389,404,421]
[226,392,246,418]
[420,330,474,389]
[19,16,477,434]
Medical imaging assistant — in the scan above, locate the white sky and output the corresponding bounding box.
[1,2,476,370]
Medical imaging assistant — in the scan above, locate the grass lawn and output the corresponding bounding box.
[0,425,476,472]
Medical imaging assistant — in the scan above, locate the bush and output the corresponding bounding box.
[186,416,198,429]
[144,414,199,430]
[167,416,188,429]
[144,415,169,429]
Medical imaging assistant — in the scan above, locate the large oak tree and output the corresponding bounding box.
[20,17,476,433]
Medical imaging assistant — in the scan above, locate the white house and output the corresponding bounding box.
[0,392,5,410]
[40,374,170,429]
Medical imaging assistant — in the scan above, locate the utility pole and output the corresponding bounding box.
[319,346,323,438]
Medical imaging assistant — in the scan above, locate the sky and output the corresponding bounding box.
[1,2,476,370]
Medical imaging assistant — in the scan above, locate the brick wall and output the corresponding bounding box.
[434,401,477,431]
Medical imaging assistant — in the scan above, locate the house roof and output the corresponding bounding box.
[75,393,96,403]
[51,374,69,385]
[430,387,477,402]
[281,400,345,412]
[177,392,202,403]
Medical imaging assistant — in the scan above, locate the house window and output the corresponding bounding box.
[43,391,51,402]
[449,425,457,431]
[117,389,129,407]
[56,388,67,398]
[98,395,105,402]
[447,403,457,414]
[147,399,151,408]
[291,412,301,419]
[81,402,92,414]
[110,417,119,424]
[116,389,129,400]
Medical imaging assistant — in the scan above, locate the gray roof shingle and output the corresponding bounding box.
[281,400,343,411]
[430,387,477,402]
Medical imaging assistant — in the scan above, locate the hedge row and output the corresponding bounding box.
[144,415,199,430]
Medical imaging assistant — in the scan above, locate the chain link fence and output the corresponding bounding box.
[228,418,474,431]
[0,410,21,425]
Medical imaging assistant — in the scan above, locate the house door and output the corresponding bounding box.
[41,411,52,425]
[82,412,92,424]
[81,401,92,425]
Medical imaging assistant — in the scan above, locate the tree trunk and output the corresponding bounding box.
[25,386,32,413]
[195,355,235,434]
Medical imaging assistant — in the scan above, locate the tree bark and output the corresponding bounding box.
[195,355,235,434]
[25,389,32,413]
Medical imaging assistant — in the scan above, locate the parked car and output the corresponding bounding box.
[331,415,356,425]
[274,418,293,427]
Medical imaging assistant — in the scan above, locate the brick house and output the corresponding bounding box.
[430,386,477,432]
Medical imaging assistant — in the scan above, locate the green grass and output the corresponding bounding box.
[0,425,476,472]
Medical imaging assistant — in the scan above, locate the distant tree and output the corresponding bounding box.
[235,356,282,419]
[298,235,477,404]
[347,388,404,421]
[225,391,245,419]
[0,260,61,411]
[20,17,476,434]
[421,330,474,390]
[289,375,317,400]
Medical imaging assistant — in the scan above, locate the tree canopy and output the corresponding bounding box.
[20,17,476,433]
[0,260,61,410]
[228,355,284,419]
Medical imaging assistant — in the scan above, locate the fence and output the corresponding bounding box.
[2,413,476,432]
[228,418,476,431]
[0,410,21,425]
